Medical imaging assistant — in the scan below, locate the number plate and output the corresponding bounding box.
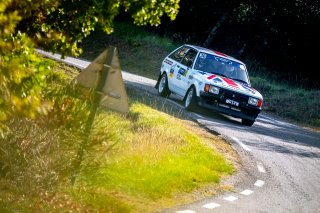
[226,99,239,106]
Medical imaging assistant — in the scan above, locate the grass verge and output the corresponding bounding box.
[0,60,238,212]
[250,74,320,129]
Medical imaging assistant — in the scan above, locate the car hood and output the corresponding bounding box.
[199,73,263,99]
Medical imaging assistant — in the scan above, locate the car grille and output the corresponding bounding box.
[219,88,249,104]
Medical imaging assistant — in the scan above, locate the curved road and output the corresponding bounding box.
[37,50,320,213]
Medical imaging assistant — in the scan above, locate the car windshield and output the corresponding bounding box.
[194,52,250,84]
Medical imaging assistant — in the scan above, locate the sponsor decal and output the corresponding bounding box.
[178,68,188,76]
[164,59,173,65]
[204,54,238,67]
[169,64,176,78]
[177,74,181,80]
[212,77,223,84]
[215,57,230,63]
[199,53,207,59]
[241,83,256,94]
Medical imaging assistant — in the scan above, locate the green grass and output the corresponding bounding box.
[80,104,234,198]
[70,104,235,212]
[250,74,320,129]
[0,61,237,212]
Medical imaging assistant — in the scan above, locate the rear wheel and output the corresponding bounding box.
[158,73,171,97]
[184,86,198,111]
[242,119,255,126]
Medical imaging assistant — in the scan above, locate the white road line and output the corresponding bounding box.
[194,113,205,119]
[231,137,252,152]
[240,189,254,196]
[258,114,287,125]
[254,180,265,187]
[176,210,197,213]
[257,162,266,173]
[224,196,238,202]
[202,202,221,209]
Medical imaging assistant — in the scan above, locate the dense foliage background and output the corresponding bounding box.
[0,0,179,131]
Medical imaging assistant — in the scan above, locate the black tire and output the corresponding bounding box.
[184,86,198,111]
[242,119,255,126]
[158,73,171,97]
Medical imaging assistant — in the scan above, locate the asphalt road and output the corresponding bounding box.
[38,50,320,213]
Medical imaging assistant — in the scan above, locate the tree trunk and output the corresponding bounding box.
[203,11,229,48]
[237,40,248,57]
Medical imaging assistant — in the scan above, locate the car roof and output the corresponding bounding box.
[184,44,244,64]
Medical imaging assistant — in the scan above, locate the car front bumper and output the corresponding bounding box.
[198,92,261,121]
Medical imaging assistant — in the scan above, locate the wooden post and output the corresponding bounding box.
[70,46,115,185]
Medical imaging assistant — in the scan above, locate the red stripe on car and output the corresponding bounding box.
[207,74,216,80]
[214,51,227,57]
[222,77,238,88]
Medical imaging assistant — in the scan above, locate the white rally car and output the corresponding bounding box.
[155,44,263,126]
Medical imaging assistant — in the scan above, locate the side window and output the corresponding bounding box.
[181,49,198,68]
[168,46,189,62]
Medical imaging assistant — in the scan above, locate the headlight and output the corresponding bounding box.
[204,84,220,94]
[248,97,262,107]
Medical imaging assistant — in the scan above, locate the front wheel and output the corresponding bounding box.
[184,86,198,111]
[242,119,255,126]
[158,73,171,97]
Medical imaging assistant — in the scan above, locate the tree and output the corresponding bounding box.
[229,0,320,86]
[0,0,180,134]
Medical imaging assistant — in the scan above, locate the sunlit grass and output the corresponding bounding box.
[0,61,237,212]
[75,103,234,212]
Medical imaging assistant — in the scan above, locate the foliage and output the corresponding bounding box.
[8,0,180,57]
[0,0,180,133]
[0,19,52,136]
